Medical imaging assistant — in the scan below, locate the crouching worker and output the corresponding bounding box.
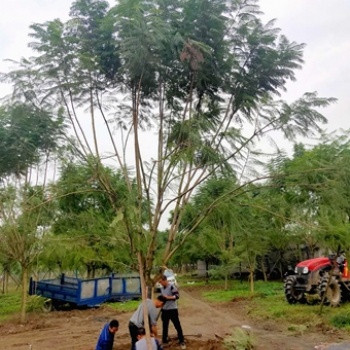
[136,327,163,350]
[95,319,119,350]
[129,295,167,350]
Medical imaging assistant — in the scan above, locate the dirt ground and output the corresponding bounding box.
[0,286,346,350]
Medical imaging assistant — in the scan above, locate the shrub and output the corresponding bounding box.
[223,327,256,350]
[26,295,49,312]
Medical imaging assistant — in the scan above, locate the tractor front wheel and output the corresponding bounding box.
[284,275,306,304]
[318,275,342,307]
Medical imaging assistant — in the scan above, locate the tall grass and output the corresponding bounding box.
[0,292,21,321]
[0,292,49,321]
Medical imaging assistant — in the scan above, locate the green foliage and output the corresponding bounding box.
[0,184,53,268]
[0,104,65,178]
[44,160,136,274]
[69,0,121,81]
[266,134,350,255]
[223,327,256,350]
[177,176,239,262]
[176,175,274,292]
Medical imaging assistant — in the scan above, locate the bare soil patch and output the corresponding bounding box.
[0,286,345,350]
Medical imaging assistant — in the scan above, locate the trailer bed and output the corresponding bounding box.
[29,274,141,310]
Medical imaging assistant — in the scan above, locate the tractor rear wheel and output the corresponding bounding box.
[284,275,306,304]
[318,275,342,307]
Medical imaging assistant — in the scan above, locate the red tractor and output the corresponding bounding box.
[284,255,350,306]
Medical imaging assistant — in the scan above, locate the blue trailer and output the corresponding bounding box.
[29,273,141,311]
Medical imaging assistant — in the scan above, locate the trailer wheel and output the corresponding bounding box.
[284,275,306,304]
[318,275,342,307]
[42,299,53,312]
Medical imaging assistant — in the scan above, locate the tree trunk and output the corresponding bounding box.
[20,265,28,323]
[279,261,283,281]
[5,270,9,294]
[249,269,254,294]
[205,260,209,284]
[138,252,153,350]
[260,256,268,282]
[87,264,95,279]
[1,270,4,294]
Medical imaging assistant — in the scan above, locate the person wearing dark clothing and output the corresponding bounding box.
[158,275,186,350]
[95,319,119,350]
[129,295,166,350]
[135,327,163,350]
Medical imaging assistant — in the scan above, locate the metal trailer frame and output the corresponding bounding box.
[29,273,141,309]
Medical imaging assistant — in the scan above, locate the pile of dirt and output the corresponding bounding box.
[117,339,224,350]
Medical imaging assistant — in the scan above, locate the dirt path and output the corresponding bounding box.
[0,289,345,350]
[178,290,337,350]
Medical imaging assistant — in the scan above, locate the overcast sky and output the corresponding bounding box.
[0,0,349,140]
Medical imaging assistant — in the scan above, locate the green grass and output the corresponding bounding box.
[199,280,282,302]
[249,293,324,327]
[0,292,21,321]
[105,299,140,312]
[330,312,350,329]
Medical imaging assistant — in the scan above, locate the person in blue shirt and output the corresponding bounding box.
[95,319,119,350]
